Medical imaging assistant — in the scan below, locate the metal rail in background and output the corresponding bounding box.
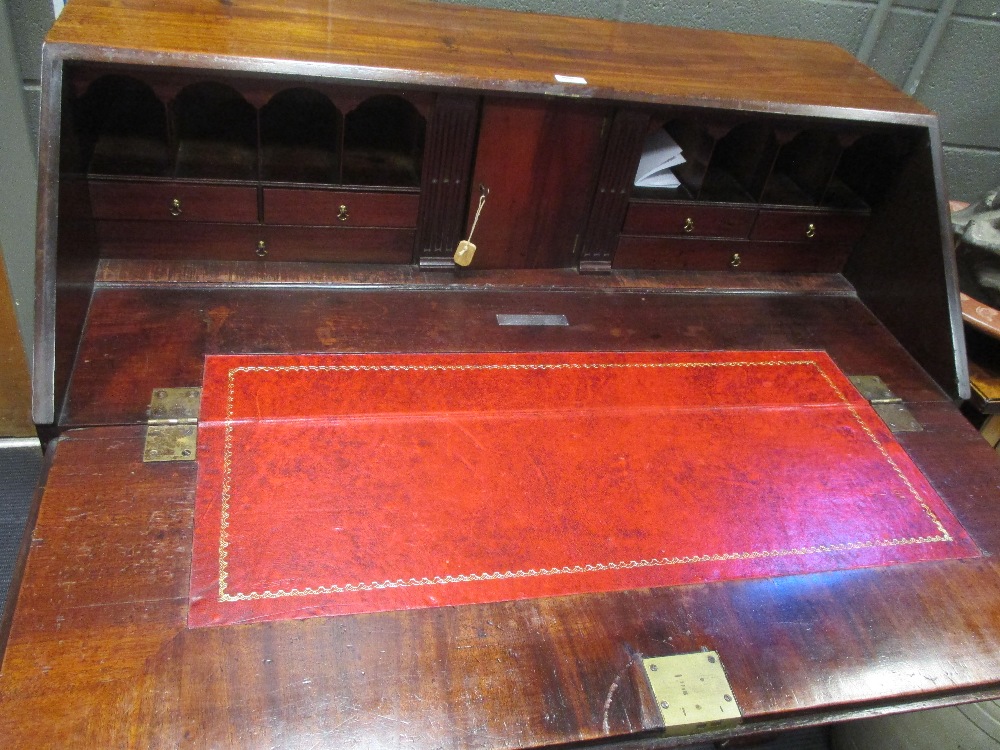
[905,0,959,96]
[857,0,896,63]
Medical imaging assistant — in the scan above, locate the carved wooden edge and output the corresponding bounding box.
[579,110,650,272]
[92,259,859,295]
[414,95,479,267]
[32,48,64,426]
[63,62,438,116]
[928,118,970,402]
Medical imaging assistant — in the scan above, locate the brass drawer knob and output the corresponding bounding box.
[805,222,816,239]
[729,253,742,268]
[169,198,182,217]
[337,204,349,222]
[683,217,695,233]
[255,240,267,258]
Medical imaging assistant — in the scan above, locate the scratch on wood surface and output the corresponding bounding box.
[374,713,411,725]
[602,651,641,734]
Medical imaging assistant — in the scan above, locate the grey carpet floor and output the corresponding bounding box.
[0,441,42,612]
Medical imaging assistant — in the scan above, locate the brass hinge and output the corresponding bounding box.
[848,375,922,433]
[641,652,741,736]
[143,387,202,462]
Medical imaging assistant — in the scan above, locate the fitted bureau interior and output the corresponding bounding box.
[37,61,960,427]
[59,65,919,273]
[63,68,430,264]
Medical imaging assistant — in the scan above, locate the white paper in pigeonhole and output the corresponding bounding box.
[634,129,686,188]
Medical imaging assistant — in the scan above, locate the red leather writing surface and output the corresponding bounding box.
[188,351,978,628]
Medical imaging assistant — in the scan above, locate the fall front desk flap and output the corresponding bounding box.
[188,350,978,628]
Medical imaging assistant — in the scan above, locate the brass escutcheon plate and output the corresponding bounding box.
[642,652,741,736]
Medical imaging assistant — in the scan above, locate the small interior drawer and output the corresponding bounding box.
[622,201,756,238]
[750,209,868,244]
[88,180,258,223]
[613,236,851,273]
[94,222,415,264]
[95,221,262,259]
[258,226,415,262]
[263,188,420,227]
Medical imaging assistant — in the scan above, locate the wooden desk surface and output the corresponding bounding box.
[46,0,929,120]
[3,282,1000,748]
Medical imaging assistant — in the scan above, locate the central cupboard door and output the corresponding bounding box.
[465,99,608,269]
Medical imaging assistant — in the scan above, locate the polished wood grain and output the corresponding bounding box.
[614,237,851,273]
[260,226,415,263]
[93,222,415,264]
[89,179,259,223]
[623,201,757,239]
[46,0,930,119]
[61,284,945,428]
[466,99,607,269]
[263,187,420,227]
[95,221,263,260]
[4,395,1000,747]
[750,208,868,244]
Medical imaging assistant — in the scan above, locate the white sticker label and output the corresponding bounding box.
[554,74,588,85]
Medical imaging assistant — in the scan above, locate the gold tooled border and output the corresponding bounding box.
[214,358,952,603]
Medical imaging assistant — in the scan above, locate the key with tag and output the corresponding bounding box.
[454,185,488,267]
[454,239,476,266]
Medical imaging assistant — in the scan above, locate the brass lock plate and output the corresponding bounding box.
[642,652,741,736]
[143,387,202,462]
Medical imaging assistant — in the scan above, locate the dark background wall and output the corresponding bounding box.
[2,0,998,359]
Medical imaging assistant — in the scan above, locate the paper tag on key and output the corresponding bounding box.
[454,185,488,267]
[454,240,476,266]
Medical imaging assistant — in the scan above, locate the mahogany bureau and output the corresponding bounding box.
[3,0,1000,748]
